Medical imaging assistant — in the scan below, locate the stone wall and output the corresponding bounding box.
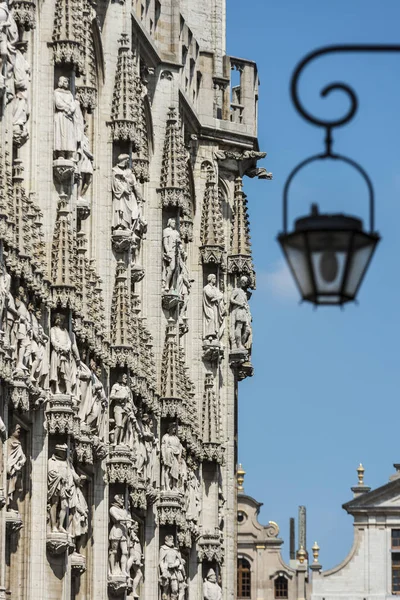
[0,0,266,599]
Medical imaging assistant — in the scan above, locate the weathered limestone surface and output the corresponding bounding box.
[0,0,266,598]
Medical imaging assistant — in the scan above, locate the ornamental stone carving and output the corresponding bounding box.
[110,373,137,448]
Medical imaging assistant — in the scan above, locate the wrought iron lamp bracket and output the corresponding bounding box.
[284,44,400,235]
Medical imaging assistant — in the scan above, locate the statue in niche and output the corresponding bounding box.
[203,569,222,600]
[108,494,132,577]
[6,423,26,510]
[127,519,143,598]
[162,218,181,293]
[47,444,86,534]
[77,359,93,418]
[161,423,184,492]
[229,275,252,351]
[0,1,18,102]
[112,153,144,232]
[177,247,193,320]
[12,45,30,146]
[85,360,108,442]
[14,286,32,373]
[186,469,200,523]
[0,257,11,333]
[77,122,93,199]
[159,535,187,600]
[203,274,226,344]
[29,305,49,389]
[136,413,158,486]
[110,373,137,447]
[49,313,80,395]
[54,76,77,159]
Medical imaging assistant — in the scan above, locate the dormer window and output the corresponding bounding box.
[274,575,288,599]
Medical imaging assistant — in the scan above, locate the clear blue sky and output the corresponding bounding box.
[227,0,400,569]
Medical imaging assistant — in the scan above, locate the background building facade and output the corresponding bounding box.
[0,0,267,598]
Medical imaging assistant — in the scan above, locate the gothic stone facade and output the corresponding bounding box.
[0,0,267,599]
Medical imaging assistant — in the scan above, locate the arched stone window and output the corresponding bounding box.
[274,575,288,599]
[237,557,251,598]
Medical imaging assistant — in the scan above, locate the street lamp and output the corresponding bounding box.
[278,44,400,306]
[278,205,379,305]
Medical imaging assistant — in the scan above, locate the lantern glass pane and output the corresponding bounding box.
[280,234,314,298]
[344,233,378,298]
[307,230,353,296]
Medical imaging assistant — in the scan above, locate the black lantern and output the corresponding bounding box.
[278,204,380,305]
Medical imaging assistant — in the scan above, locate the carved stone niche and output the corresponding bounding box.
[160,397,186,421]
[161,290,181,312]
[129,481,147,511]
[200,245,225,266]
[46,531,73,555]
[53,158,75,186]
[202,340,224,364]
[9,375,29,412]
[229,348,254,380]
[111,229,133,254]
[45,394,76,435]
[157,490,186,528]
[177,525,192,549]
[75,423,93,465]
[108,575,128,598]
[0,336,12,383]
[71,550,86,575]
[106,446,133,485]
[5,509,23,534]
[12,1,36,31]
[197,528,224,564]
[202,443,225,465]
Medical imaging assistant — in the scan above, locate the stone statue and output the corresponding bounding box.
[47,444,86,534]
[159,535,187,600]
[0,257,11,333]
[179,447,188,492]
[203,569,222,600]
[203,274,226,343]
[108,494,132,577]
[49,313,80,395]
[54,76,77,158]
[229,275,252,351]
[162,219,181,293]
[135,412,156,483]
[186,469,200,523]
[85,360,108,441]
[6,423,26,510]
[12,46,30,146]
[29,306,49,388]
[127,519,143,597]
[0,1,18,101]
[78,122,93,199]
[14,286,32,373]
[112,154,143,231]
[161,423,183,492]
[110,373,137,447]
[178,247,193,318]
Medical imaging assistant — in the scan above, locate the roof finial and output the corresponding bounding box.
[237,464,245,493]
[357,463,364,486]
